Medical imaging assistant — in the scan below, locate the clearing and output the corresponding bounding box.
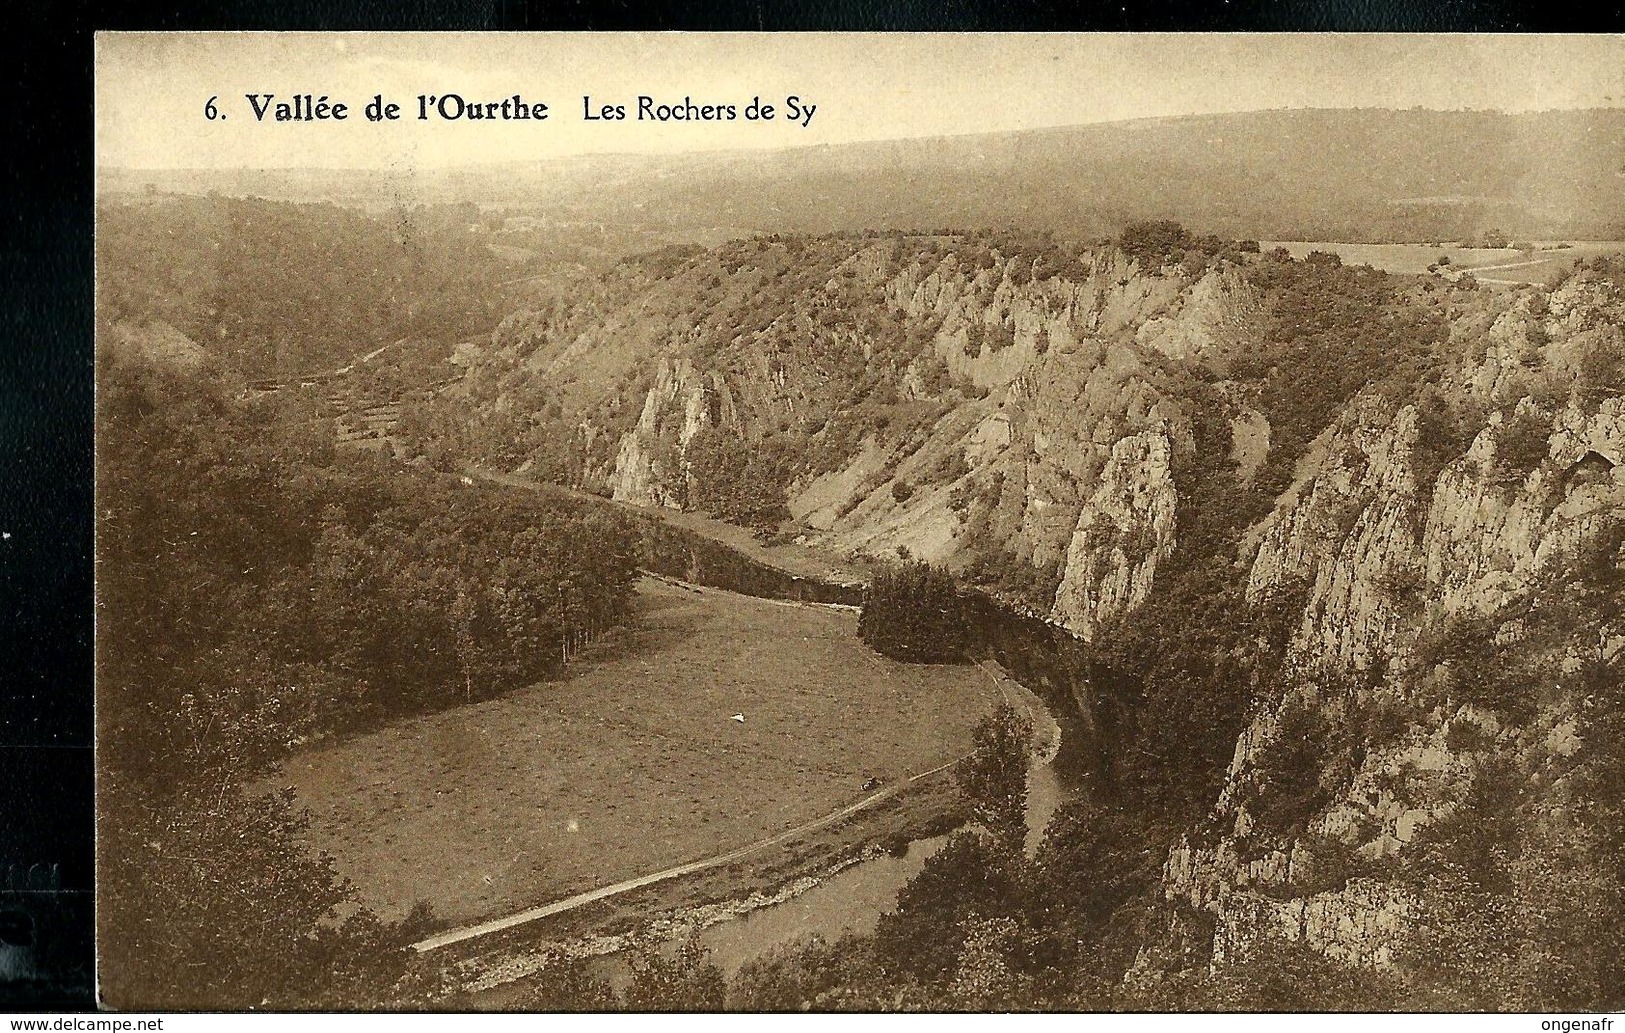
[1261,241,1625,284]
[274,576,997,926]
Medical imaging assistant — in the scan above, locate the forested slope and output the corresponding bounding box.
[95,330,639,1008]
[96,195,517,379]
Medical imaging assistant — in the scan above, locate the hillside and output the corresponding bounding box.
[419,225,1625,1007]
[92,125,1625,1003]
[103,108,1625,244]
[95,194,518,379]
[420,227,1457,621]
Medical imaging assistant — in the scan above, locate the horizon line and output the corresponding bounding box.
[94,103,1625,175]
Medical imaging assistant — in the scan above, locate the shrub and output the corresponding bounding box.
[1411,387,1481,491]
[1412,613,1533,720]
[858,560,971,663]
[1574,327,1625,400]
[1487,409,1550,489]
[874,830,1020,983]
[1444,719,1493,754]
[1117,220,1193,266]
[1247,694,1341,833]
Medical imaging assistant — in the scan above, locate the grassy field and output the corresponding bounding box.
[1262,241,1625,284]
[274,577,997,926]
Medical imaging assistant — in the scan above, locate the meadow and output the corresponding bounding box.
[1262,240,1625,284]
[274,577,998,926]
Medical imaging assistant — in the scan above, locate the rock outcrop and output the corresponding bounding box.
[608,357,740,507]
[1051,427,1179,640]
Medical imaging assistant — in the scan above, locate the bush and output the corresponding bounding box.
[1247,694,1340,833]
[1445,718,1493,754]
[1117,220,1193,266]
[858,560,971,663]
[1412,613,1533,719]
[1487,409,1550,489]
[1411,387,1481,491]
[1574,328,1625,400]
[874,830,1021,984]
[623,937,726,1011]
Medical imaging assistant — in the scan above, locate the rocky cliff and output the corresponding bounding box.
[1152,264,1625,984]
[537,236,1233,636]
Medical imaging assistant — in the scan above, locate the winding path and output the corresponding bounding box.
[409,752,969,953]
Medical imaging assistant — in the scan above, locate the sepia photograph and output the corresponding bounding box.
[90,31,1625,1013]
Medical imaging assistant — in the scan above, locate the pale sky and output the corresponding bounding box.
[95,32,1625,170]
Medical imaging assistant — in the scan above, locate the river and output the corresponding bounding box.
[695,718,1066,977]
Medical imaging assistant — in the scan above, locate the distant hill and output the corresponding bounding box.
[95,194,515,379]
[101,108,1625,244]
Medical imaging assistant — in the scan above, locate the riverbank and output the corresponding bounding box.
[431,660,1070,1006]
[426,764,966,1007]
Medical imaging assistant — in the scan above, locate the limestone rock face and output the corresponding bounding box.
[1420,397,1624,618]
[1156,270,1623,984]
[1159,383,1625,982]
[608,357,739,507]
[1210,880,1415,970]
[1246,398,1426,675]
[1136,266,1265,363]
[758,249,1220,627]
[1051,427,1179,640]
[568,248,1276,637]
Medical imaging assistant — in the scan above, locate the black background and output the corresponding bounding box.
[4,0,1623,1012]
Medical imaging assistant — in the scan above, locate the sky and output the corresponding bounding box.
[95,33,1625,170]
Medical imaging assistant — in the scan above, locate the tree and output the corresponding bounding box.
[875,830,1023,984]
[1026,803,1163,956]
[959,704,1032,853]
[98,779,415,1010]
[945,916,1033,1010]
[858,560,971,663]
[96,343,643,1007]
[622,937,726,1011]
[1117,221,1193,266]
[1403,754,1625,1010]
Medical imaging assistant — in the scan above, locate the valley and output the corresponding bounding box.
[93,98,1625,1012]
